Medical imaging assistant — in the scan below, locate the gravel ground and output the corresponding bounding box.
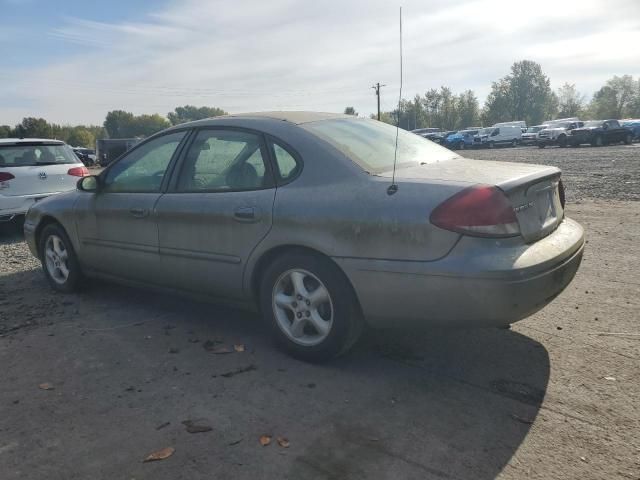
[0,146,639,479]
[468,144,640,202]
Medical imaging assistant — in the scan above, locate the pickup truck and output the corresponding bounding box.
[568,120,634,147]
[537,121,583,148]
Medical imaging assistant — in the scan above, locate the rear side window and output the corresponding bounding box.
[0,144,78,167]
[272,143,300,181]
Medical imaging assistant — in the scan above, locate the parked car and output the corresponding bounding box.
[72,147,97,166]
[620,119,640,141]
[537,121,584,148]
[521,125,548,146]
[568,120,634,147]
[24,112,584,361]
[0,138,88,222]
[473,125,522,148]
[411,127,441,136]
[493,121,527,129]
[96,138,140,166]
[444,129,479,150]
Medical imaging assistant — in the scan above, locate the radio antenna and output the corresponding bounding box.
[387,6,403,196]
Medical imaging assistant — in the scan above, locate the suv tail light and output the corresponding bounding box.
[67,166,89,177]
[0,172,15,182]
[558,180,566,208]
[430,185,520,237]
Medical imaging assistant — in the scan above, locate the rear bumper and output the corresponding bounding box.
[0,192,61,219]
[335,217,584,328]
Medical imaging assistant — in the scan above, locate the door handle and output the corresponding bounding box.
[129,207,149,218]
[234,206,257,222]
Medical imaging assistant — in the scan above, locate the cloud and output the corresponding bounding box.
[1,0,639,124]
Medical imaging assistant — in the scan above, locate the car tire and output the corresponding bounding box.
[511,139,517,147]
[592,135,603,147]
[259,251,364,362]
[38,223,83,293]
[624,134,632,145]
[458,141,465,150]
[538,143,546,149]
[488,141,495,149]
[558,135,567,148]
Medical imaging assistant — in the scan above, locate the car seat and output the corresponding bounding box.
[226,162,259,189]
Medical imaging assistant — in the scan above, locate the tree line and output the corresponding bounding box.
[0,105,228,148]
[363,61,640,131]
[2,60,639,147]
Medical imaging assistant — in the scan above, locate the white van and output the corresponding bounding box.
[493,121,527,129]
[473,125,523,148]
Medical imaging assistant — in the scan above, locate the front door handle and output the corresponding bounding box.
[129,207,149,218]
[234,206,257,222]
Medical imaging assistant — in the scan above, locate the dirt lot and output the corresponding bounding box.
[1,145,638,479]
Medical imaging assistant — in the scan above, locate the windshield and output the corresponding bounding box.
[303,119,458,173]
[527,126,544,133]
[0,143,78,167]
[479,128,494,135]
[583,121,602,127]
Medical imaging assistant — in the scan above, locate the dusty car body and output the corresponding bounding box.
[24,112,584,360]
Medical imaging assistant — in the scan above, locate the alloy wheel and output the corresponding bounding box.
[44,235,70,285]
[272,269,334,346]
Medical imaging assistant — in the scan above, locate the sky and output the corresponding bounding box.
[1,0,639,126]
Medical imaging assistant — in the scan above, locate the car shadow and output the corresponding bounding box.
[0,216,25,245]
[0,271,549,480]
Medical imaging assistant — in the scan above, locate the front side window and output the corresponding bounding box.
[103,131,186,193]
[177,129,272,192]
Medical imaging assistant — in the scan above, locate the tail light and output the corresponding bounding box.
[430,184,520,237]
[558,180,565,208]
[0,172,15,182]
[67,166,89,177]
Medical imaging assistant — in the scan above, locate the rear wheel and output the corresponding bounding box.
[592,135,603,147]
[488,141,495,149]
[538,142,546,149]
[511,139,517,147]
[39,223,83,293]
[260,252,364,362]
[458,141,465,150]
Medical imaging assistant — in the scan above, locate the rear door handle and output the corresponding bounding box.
[129,208,149,218]
[234,206,257,222]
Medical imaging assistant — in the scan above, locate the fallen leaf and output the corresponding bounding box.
[276,436,290,448]
[182,420,212,434]
[259,435,272,446]
[234,344,245,352]
[38,383,54,390]
[143,447,175,462]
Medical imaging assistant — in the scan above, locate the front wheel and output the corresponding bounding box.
[260,252,364,362]
[39,223,83,293]
[458,141,465,150]
[625,134,632,145]
[538,142,546,149]
[592,135,603,147]
[558,135,567,148]
[488,141,495,149]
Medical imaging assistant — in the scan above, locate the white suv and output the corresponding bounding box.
[0,139,88,222]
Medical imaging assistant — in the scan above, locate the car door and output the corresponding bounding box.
[154,128,276,299]
[74,130,188,281]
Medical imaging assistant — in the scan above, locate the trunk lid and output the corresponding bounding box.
[383,158,564,243]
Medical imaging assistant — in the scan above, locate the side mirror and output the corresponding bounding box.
[77,175,100,192]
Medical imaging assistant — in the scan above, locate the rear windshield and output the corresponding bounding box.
[0,143,78,167]
[302,118,458,173]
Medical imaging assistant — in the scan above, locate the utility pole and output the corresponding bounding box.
[371,82,386,120]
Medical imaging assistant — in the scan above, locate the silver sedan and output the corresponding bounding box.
[24,112,584,361]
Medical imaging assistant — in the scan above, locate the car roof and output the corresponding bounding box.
[174,111,353,129]
[0,138,65,145]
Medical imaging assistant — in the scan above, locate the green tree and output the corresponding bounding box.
[66,127,96,148]
[456,90,480,129]
[104,110,135,138]
[343,107,358,116]
[0,125,11,138]
[131,114,170,137]
[16,117,52,138]
[167,105,227,125]
[556,83,584,118]
[588,75,638,119]
[484,60,556,125]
